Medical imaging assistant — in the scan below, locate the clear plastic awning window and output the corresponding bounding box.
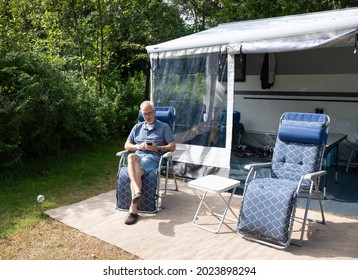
[151,52,235,178]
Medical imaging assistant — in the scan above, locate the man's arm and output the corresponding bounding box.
[124,139,139,152]
[158,141,176,153]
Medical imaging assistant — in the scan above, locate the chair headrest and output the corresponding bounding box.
[278,125,327,144]
[283,112,328,123]
[278,112,328,144]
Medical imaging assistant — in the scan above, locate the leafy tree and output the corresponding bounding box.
[168,0,358,29]
[0,50,107,164]
[0,0,187,94]
[171,0,221,31]
[0,0,188,168]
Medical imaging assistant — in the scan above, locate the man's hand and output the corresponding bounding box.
[144,142,158,152]
[135,142,158,151]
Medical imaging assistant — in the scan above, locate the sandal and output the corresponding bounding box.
[124,212,139,225]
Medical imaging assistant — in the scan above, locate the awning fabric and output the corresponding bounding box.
[146,7,358,57]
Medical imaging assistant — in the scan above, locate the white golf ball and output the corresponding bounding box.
[37,194,45,203]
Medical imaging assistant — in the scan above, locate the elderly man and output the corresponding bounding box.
[123,100,176,225]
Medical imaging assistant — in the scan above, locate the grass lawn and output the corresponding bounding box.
[0,140,138,260]
[0,138,139,259]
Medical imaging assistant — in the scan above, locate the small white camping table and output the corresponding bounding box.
[188,175,240,234]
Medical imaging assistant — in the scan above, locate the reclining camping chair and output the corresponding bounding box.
[116,106,178,213]
[237,112,329,249]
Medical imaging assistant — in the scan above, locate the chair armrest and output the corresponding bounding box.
[161,151,174,159]
[116,150,129,158]
[303,170,327,181]
[244,162,272,171]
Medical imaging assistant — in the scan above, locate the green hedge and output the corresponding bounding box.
[0,51,144,169]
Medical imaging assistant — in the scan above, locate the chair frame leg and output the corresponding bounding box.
[160,158,178,209]
[297,180,325,247]
[346,147,358,173]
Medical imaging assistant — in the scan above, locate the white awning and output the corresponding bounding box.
[146,7,358,57]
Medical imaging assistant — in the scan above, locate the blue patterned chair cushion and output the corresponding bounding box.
[272,118,326,188]
[237,178,297,245]
[116,166,159,213]
[271,139,322,188]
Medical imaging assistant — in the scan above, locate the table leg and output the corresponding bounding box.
[323,156,327,199]
[335,145,339,183]
[192,188,238,234]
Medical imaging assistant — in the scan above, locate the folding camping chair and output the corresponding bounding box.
[237,112,330,249]
[116,106,178,213]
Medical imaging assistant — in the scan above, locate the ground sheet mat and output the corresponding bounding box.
[46,179,358,260]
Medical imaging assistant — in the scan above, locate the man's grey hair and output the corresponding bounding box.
[140,100,155,111]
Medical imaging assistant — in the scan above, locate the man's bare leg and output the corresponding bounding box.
[127,153,145,213]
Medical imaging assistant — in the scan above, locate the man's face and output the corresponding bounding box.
[141,107,156,124]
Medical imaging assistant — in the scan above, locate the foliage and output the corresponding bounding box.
[0,51,104,165]
[97,71,146,138]
[0,0,187,89]
[0,49,147,168]
[0,0,186,169]
[171,0,358,28]
[171,0,221,32]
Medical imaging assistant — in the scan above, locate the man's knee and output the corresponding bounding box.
[127,153,139,164]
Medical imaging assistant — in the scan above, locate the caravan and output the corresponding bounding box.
[146,7,358,179]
